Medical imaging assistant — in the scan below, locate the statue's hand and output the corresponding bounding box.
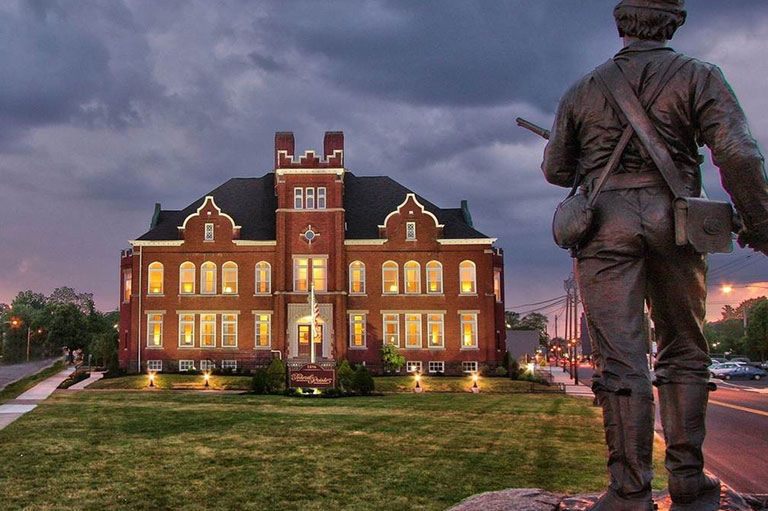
[737,229,768,256]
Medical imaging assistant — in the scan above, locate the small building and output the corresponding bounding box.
[118,132,506,375]
[505,330,540,360]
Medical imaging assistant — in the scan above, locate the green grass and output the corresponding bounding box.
[0,360,65,404]
[88,373,252,390]
[0,390,666,510]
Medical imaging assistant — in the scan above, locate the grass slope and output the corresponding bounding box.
[0,391,665,510]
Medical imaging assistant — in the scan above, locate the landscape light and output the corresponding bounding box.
[204,371,210,388]
[148,371,155,388]
[471,372,480,393]
[527,362,535,373]
[414,372,423,393]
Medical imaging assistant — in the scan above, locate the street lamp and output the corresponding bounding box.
[4,318,44,362]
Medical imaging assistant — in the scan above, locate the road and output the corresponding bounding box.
[0,358,59,391]
[569,363,768,494]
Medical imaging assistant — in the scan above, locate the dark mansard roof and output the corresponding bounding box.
[136,172,488,241]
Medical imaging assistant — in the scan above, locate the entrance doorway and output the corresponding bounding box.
[297,324,323,359]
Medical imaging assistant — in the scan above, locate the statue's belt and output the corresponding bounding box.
[583,172,668,193]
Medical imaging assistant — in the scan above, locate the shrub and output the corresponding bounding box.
[321,387,342,398]
[252,369,270,394]
[495,366,508,377]
[337,360,354,392]
[351,366,375,395]
[266,358,286,393]
[509,358,520,380]
[380,343,405,373]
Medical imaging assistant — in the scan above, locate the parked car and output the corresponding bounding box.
[710,357,727,365]
[731,357,752,364]
[710,362,746,378]
[716,365,767,381]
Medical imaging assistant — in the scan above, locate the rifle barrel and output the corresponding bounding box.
[515,117,551,140]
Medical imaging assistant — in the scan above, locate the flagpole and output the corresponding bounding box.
[310,284,316,364]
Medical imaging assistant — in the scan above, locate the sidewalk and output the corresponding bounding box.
[0,366,75,430]
[0,358,60,391]
[550,366,594,398]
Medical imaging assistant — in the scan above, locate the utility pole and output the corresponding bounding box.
[564,270,580,383]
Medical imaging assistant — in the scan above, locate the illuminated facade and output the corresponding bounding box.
[118,132,506,374]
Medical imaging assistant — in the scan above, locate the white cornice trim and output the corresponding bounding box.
[276,208,345,213]
[275,167,345,176]
[179,196,242,232]
[233,240,277,246]
[344,239,387,246]
[378,193,444,230]
[130,240,184,247]
[437,238,497,245]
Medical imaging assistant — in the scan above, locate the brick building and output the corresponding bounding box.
[118,132,506,375]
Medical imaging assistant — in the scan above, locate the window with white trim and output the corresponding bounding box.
[222,314,238,347]
[222,261,238,294]
[462,361,478,373]
[200,359,215,371]
[222,360,237,370]
[317,187,326,209]
[294,257,309,292]
[255,313,271,348]
[426,261,442,294]
[460,313,478,349]
[255,261,271,294]
[459,260,477,294]
[382,261,399,294]
[179,262,195,294]
[428,361,445,374]
[427,314,444,348]
[305,187,315,209]
[200,314,216,348]
[406,221,416,241]
[494,269,502,302]
[179,314,195,347]
[383,313,399,346]
[349,261,365,294]
[147,360,163,372]
[405,314,422,349]
[201,261,216,294]
[294,188,303,209]
[147,314,163,347]
[179,360,195,372]
[404,261,421,294]
[204,223,214,241]
[349,313,366,348]
[312,257,327,292]
[148,262,164,295]
[123,269,132,303]
[406,361,422,373]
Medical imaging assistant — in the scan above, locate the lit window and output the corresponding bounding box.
[147,360,162,372]
[461,313,478,349]
[294,257,309,292]
[405,314,422,349]
[123,269,132,303]
[200,359,215,371]
[255,261,271,294]
[406,222,416,241]
[200,314,216,347]
[426,261,442,294]
[179,314,195,347]
[494,269,502,302]
[317,187,326,209]
[428,361,444,374]
[148,262,164,295]
[349,314,366,347]
[349,261,365,294]
[179,262,195,294]
[383,313,399,346]
[306,187,315,209]
[459,260,476,294]
[294,188,303,209]
[222,360,237,370]
[201,262,216,294]
[179,360,195,372]
[462,361,478,373]
[404,261,421,294]
[222,314,238,347]
[222,262,238,294]
[406,361,422,373]
[255,314,271,348]
[312,258,327,292]
[382,261,399,294]
[204,223,214,241]
[427,314,444,348]
[147,314,163,347]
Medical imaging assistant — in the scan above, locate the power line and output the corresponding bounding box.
[506,295,567,309]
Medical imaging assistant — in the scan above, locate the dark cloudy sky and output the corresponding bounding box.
[2,0,768,331]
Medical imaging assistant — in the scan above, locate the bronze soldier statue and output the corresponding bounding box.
[540,1,768,509]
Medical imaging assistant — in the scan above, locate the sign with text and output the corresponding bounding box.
[289,364,336,388]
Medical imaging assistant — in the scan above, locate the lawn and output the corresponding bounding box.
[0,390,666,511]
[0,360,65,404]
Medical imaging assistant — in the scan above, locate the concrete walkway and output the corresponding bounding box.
[0,358,60,391]
[68,371,104,390]
[0,366,75,430]
[550,366,594,398]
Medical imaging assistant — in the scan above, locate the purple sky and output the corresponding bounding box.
[2,0,767,333]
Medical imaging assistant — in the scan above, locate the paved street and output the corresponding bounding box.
[0,358,60,391]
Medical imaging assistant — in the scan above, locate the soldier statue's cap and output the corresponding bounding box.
[615,0,685,13]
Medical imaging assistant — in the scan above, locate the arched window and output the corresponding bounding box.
[222,262,238,294]
[349,261,366,294]
[426,261,443,294]
[179,262,195,294]
[404,261,421,294]
[255,261,271,294]
[382,261,399,294]
[201,262,217,294]
[148,262,164,295]
[459,260,476,294]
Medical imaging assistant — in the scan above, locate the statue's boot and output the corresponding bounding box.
[589,390,655,511]
[658,383,721,510]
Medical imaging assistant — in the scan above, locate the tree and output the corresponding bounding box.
[380,343,405,373]
[703,319,744,355]
[337,360,354,392]
[506,311,550,346]
[744,300,768,361]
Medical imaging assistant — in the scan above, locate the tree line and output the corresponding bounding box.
[705,296,768,361]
